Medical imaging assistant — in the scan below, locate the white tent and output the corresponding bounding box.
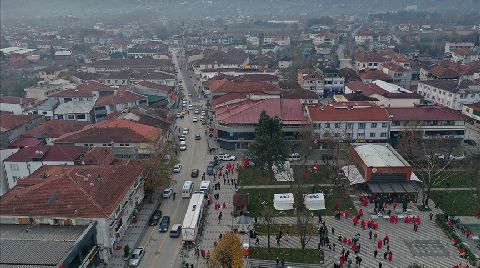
[273,193,294,210]
[304,193,326,211]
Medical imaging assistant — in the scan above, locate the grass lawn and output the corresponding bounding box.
[254,223,316,236]
[250,247,324,264]
[430,191,480,216]
[238,165,331,186]
[237,187,357,217]
[430,171,475,188]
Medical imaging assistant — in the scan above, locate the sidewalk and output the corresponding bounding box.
[108,198,160,268]
[183,163,243,267]
[239,184,335,189]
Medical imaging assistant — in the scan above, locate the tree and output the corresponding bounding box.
[142,134,178,199]
[262,203,274,251]
[249,111,289,182]
[209,232,244,268]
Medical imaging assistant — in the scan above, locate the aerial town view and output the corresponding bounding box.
[1,0,480,267]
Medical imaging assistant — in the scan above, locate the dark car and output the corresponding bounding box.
[191,169,199,178]
[465,139,478,146]
[159,216,170,232]
[149,210,162,226]
[207,164,214,176]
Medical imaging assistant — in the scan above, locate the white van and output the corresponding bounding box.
[182,181,194,198]
[288,153,301,161]
[170,224,182,238]
[199,181,211,195]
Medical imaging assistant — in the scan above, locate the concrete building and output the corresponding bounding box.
[417,80,480,110]
[0,162,144,265]
[444,42,475,54]
[451,48,480,64]
[297,68,324,96]
[0,114,46,148]
[462,103,480,124]
[0,96,35,115]
[306,102,391,142]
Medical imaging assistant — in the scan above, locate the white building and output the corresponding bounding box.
[0,96,35,115]
[417,80,480,110]
[0,149,18,196]
[444,42,475,54]
[306,102,391,142]
[462,103,480,124]
[3,145,87,190]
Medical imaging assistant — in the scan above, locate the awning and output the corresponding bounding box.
[304,193,326,211]
[273,193,294,210]
[341,165,366,185]
[368,182,420,194]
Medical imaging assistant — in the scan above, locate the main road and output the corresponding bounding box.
[136,48,212,268]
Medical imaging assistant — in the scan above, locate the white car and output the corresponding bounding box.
[180,140,186,146]
[194,109,199,114]
[163,188,173,198]
[288,153,301,161]
[176,112,182,118]
[188,93,193,97]
[180,144,187,151]
[128,247,145,267]
[201,111,206,116]
[173,164,182,173]
[217,153,236,161]
[450,154,465,161]
[193,117,198,122]
[182,128,189,135]
[188,104,193,110]
[179,135,186,141]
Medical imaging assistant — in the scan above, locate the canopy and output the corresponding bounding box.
[273,193,294,210]
[341,165,366,185]
[368,182,420,194]
[304,193,326,211]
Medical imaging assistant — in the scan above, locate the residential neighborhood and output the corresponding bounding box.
[1,1,480,268]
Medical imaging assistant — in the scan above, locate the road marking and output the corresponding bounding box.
[149,196,183,268]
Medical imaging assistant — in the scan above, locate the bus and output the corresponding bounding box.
[199,181,211,195]
[182,181,194,198]
[182,193,206,242]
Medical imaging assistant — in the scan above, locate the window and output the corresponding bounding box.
[76,114,86,120]
[358,123,366,129]
[10,164,19,171]
[380,132,387,137]
[325,123,330,129]
[79,98,83,101]
[358,133,365,138]
[67,114,75,120]
[335,123,340,128]
[370,133,376,138]
[371,123,377,128]
[382,122,388,128]
[347,123,353,129]
[334,133,340,137]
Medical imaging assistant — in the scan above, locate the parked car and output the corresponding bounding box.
[159,216,170,232]
[188,104,193,110]
[182,128,189,135]
[426,153,445,160]
[195,133,201,140]
[450,154,466,161]
[180,144,187,151]
[169,224,182,238]
[191,169,199,178]
[128,247,145,267]
[193,117,198,122]
[288,153,301,161]
[176,112,182,118]
[149,210,162,225]
[179,135,186,141]
[173,164,182,173]
[194,109,199,114]
[163,188,173,198]
[217,153,236,161]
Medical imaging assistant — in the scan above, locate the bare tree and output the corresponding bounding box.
[262,203,274,251]
[294,185,314,250]
[142,133,179,198]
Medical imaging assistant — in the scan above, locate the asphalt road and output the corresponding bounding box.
[136,49,212,268]
[336,44,352,69]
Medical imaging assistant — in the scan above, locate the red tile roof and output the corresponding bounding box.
[386,106,466,121]
[55,119,161,143]
[0,114,43,131]
[307,103,389,121]
[346,81,422,99]
[210,80,281,94]
[453,48,478,56]
[8,137,44,148]
[95,90,147,106]
[212,92,249,107]
[382,62,408,72]
[49,81,112,98]
[25,120,91,139]
[135,81,173,93]
[427,65,460,79]
[0,162,143,218]
[82,147,116,165]
[216,99,307,125]
[356,52,385,63]
[283,88,320,100]
[5,145,88,162]
[359,70,393,81]
[0,96,35,105]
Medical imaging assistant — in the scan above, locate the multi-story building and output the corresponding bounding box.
[417,80,480,110]
[0,96,35,115]
[387,106,466,141]
[451,48,480,64]
[382,62,412,89]
[0,162,145,265]
[306,102,391,142]
[444,42,475,54]
[297,68,324,96]
[462,103,480,124]
[321,67,345,98]
[355,52,385,71]
[263,35,291,46]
